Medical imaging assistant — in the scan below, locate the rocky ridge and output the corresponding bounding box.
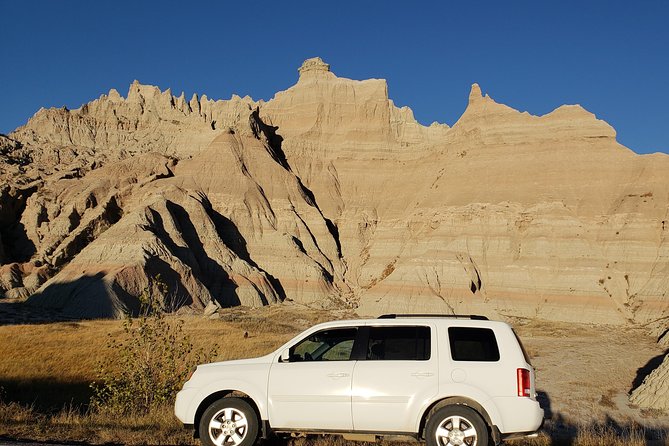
[0,57,667,329]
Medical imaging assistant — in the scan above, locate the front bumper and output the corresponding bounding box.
[174,386,200,424]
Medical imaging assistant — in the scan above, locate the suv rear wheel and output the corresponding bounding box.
[199,397,259,446]
[426,405,489,446]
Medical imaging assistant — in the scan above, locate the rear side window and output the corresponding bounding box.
[448,327,500,362]
[366,326,431,360]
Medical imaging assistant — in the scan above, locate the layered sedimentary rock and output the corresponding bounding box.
[260,60,669,325]
[1,57,668,327]
[4,104,345,316]
[630,353,669,410]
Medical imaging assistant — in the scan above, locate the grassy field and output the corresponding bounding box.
[0,304,351,444]
[0,303,667,445]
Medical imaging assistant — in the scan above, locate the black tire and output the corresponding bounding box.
[199,397,259,446]
[426,405,489,446]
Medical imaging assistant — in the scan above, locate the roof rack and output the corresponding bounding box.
[378,314,489,320]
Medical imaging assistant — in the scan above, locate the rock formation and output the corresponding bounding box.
[0,57,668,329]
[630,353,669,410]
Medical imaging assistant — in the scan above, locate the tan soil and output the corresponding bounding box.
[513,317,669,427]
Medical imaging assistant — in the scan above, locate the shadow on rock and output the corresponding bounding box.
[631,349,668,391]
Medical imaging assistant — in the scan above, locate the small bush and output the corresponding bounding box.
[91,276,217,415]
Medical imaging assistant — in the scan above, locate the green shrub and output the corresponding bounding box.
[91,276,217,415]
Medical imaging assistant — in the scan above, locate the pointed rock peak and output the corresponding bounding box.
[299,57,330,74]
[127,81,162,101]
[469,83,483,104]
[189,93,200,113]
[107,88,122,101]
[297,57,335,80]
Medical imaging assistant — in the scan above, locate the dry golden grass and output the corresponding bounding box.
[1,304,668,445]
[1,400,668,446]
[0,304,358,444]
[0,304,349,404]
[507,422,666,446]
[0,402,196,445]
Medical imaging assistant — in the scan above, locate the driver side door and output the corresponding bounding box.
[267,327,359,430]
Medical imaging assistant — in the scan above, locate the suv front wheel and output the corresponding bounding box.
[426,405,489,446]
[199,397,259,446]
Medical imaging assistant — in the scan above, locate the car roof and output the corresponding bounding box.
[308,316,509,330]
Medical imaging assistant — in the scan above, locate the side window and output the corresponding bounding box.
[448,327,500,362]
[289,328,357,362]
[366,326,431,361]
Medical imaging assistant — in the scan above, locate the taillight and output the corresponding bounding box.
[517,368,531,397]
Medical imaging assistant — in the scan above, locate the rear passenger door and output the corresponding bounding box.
[351,325,437,433]
[446,326,504,397]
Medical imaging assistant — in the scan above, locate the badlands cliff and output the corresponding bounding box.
[0,57,668,328]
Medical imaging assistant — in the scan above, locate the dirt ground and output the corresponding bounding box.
[511,317,669,432]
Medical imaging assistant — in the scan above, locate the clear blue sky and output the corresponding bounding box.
[1,0,668,153]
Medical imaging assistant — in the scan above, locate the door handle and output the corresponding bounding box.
[327,372,350,378]
[411,372,434,377]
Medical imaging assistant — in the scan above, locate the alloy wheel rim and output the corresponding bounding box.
[208,407,249,446]
[435,415,478,446]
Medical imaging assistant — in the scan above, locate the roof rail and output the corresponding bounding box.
[378,314,489,320]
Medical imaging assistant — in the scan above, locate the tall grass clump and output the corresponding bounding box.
[91,276,217,415]
[574,423,646,446]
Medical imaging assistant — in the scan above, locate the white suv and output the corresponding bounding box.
[175,315,544,446]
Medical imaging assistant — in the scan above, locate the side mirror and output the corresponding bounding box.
[279,348,290,363]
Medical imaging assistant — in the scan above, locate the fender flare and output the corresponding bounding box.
[418,392,504,439]
[188,379,268,426]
